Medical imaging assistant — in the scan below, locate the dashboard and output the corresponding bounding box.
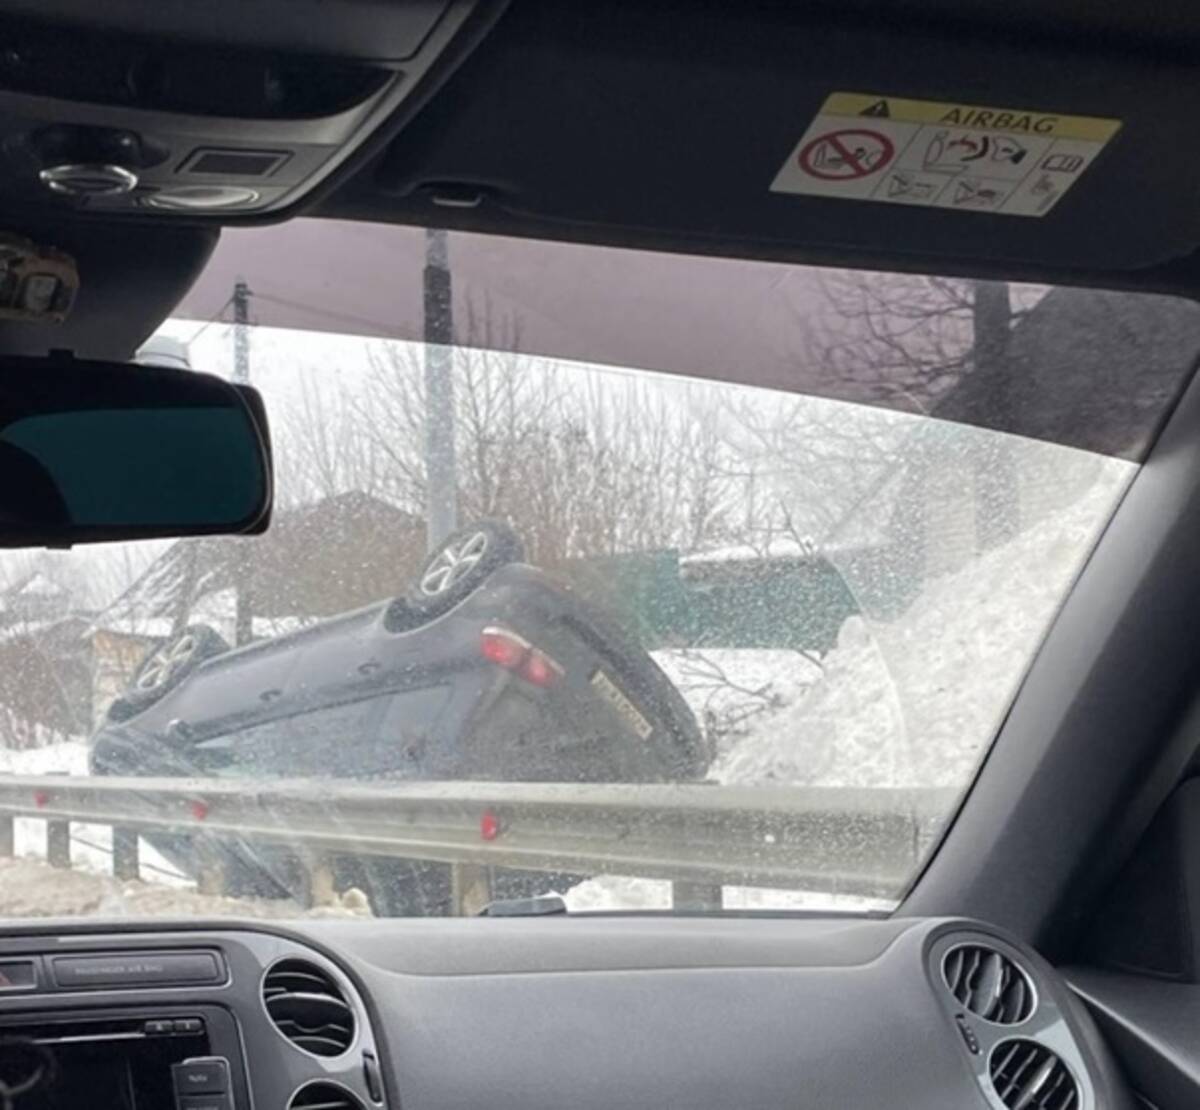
[0,916,1135,1110]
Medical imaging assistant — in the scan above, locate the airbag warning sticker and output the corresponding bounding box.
[770,92,1120,217]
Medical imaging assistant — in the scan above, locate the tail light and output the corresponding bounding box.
[480,626,564,688]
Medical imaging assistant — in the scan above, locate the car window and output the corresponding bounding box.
[0,223,1195,920]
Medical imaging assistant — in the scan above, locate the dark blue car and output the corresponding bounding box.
[90,521,707,912]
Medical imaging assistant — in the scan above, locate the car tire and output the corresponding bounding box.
[406,519,525,618]
[110,623,229,719]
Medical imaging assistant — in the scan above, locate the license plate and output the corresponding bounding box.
[590,669,653,740]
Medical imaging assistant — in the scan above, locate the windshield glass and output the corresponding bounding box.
[0,221,1194,920]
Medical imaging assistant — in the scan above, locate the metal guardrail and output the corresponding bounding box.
[0,775,954,913]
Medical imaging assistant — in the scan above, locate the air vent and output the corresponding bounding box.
[990,1040,1079,1110]
[289,1082,366,1110]
[263,959,355,1057]
[943,944,1035,1024]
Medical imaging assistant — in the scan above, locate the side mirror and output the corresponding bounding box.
[0,353,272,547]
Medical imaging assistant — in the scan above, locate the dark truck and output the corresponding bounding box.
[90,521,708,912]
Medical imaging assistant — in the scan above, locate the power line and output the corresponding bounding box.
[251,291,402,336]
[184,294,235,347]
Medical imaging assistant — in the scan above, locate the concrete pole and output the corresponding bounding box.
[232,279,254,645]
[423,228,458,551]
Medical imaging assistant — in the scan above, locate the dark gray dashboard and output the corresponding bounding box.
[0,916,1134,1110]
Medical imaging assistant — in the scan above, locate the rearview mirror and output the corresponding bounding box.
[0,353,272,547]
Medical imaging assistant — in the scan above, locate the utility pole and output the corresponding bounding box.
[423,227,457,551]
[232,279,254,645]
[971,281,1019,550]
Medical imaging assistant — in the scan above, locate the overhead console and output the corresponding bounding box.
[0,0,498,219]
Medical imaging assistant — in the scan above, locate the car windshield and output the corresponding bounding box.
[0,220,1193,920]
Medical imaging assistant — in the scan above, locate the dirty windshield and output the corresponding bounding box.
[0,221,1194,920]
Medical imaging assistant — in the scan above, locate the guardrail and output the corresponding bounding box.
[0,775,954,914]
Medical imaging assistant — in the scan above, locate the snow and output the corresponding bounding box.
[710,468,1130,789]
[16,572,67,598]
[682,536,820,566]
[0,739,88,775]
[92,596,309,645]
[0,619,55,644]
[0,740,190,883]
[0,857,370,920]
[561,875,891,914]
[96,617,174,639]
[651,648,821,756]
[680,534,877,569]
[561,466,1132,912]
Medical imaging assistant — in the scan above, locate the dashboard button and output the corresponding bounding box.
[954,1015,981,1055]
[52,951,222,989]
[363,1051,383,1102]
[173,1018,205,1035]
[145,1019,175,1035]
[173,1058,228,1094]
[177,1095,232,1110]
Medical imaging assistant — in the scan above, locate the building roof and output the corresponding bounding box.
[92,491,425,637]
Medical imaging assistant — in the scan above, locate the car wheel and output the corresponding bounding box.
[407,519,525,618]
[112,623,229,718]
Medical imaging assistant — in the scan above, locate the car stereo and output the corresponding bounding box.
[0,1005,245,1110]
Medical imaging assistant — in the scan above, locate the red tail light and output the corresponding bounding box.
[520,649,564,688]
[480,626,564,688]
[481,627,529,669]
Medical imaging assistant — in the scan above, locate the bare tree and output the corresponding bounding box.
[274,373,384,507]
[350,301,740,568]
[809,272,1031,551]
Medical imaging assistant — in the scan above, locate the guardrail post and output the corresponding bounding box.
[308,856,336,908]
[195,840,227,896]
[671,880,723,911]
[450,862,492,916]
[112,827,139,881]
[0,815,13,857]
[46,819,70,869]
[289,853,336,910]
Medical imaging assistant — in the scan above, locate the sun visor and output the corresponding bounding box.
[349,3,1200,273]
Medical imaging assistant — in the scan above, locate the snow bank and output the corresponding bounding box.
[561,874,891,914]
[711,469,1130,789]
[0,739,189,881]
[0,857,370,920]
[0,739,88,775]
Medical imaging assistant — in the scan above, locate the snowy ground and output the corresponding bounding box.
[707,472,1128,790]
[0,739,192,884]
[0,857,369,920]
[560,875,891,914]
[650,648,822,759]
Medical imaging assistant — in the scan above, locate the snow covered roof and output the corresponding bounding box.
[0,571,71,613]
[680,533,883,572]
[13,572,65,598]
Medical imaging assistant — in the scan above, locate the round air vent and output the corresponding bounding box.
[989,1040,1079,1110]
[263,959,355,1056]
[289,1082,366,1110]
[943,943,1036,1025]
